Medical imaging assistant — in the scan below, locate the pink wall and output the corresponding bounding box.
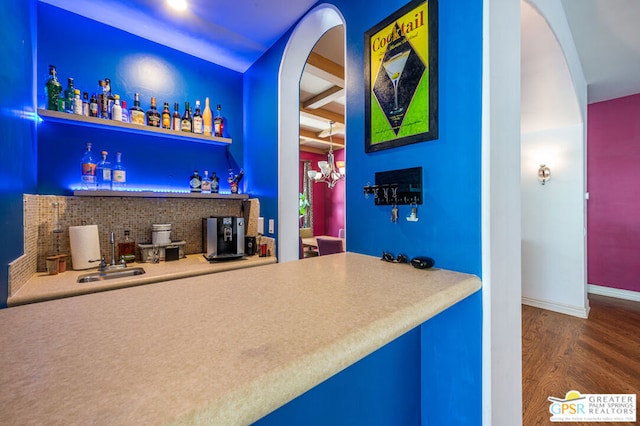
[587,93,640,292]
[300,150,345,237]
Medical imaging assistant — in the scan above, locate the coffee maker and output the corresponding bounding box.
[202,217,245,261]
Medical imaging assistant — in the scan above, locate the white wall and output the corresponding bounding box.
[521,0,589,318]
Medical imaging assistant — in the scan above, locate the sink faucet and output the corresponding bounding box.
[110,231,116,266]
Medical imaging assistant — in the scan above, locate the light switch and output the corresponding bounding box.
[258,217,264,234]
[268,219,275,234]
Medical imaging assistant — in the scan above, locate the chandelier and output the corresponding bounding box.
[307,121,345,188]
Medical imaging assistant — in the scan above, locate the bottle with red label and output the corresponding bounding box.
[80,142,97,190]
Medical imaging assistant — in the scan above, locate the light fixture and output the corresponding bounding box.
[307,121,345,189]
[167,0,187,11]
[538,164,550,185]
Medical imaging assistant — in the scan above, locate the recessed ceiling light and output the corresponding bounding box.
[167,0,187,11]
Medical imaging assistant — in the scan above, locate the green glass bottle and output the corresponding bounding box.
[45,65,62,111]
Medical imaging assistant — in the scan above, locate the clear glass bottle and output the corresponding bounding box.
[189,170,201,192]
[118,230,136,263]
[211,171,219,193]
[112,152,127,190]
[161,102,171,129]
[146,97,161,127]
[73,89,82,115]
[214,104,225,137]
[121,100,130,123]
[80,142,97,190]
[45,65,62,111]
[192,100,203,134]
[64,78,76,113]
[111,95,122,121]
[82,91,89,116]
[96,150,112,190]
[130,93,145,125]
[172,102,181,131]
[203,97,212,136]
[181,101,192,132]
[201,170,211,193]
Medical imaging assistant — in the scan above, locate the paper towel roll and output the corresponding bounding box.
[69,225,101,270]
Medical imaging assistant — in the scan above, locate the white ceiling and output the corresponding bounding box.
[41,0,640,104]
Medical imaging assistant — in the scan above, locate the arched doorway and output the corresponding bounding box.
[277,5,346,262]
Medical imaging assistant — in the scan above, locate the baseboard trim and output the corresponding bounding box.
[587,284,640,302]
[522,296,589,318]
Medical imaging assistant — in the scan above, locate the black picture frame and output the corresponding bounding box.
[364,0,438,153]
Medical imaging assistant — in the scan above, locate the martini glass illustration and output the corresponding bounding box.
[383,49,411,114]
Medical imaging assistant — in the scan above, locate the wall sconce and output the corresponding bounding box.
[538,164,551,185]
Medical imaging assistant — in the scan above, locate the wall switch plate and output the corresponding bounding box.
[258,217,264,234]
[268,219,275,234]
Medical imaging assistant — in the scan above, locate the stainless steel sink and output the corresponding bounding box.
[77,267,146,283]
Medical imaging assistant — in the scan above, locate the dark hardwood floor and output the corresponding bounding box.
[522,294,640,425]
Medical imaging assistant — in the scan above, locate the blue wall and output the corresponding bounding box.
[37,3,244,194]
[0,0,38,308]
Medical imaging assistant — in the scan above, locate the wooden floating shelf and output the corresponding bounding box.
[38,109,232,146]
[73,190,249,199]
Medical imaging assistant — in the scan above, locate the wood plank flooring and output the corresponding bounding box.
[522,294,640,425]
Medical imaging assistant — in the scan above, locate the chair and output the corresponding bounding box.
[316,238,344,256]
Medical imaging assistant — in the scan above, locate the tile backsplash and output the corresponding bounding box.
[9,194,262,296]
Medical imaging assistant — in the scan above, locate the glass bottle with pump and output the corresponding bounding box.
[172,103,181,131]
[111,95,122,121]
[118,230,136,263]
[181,101,192,132]
[201,170,212,193]
[96,151,112,190]
[130,93,145,125]
[203,97,213,136]
[161,102,171,129]
[146,97,161,127]
[192,100,203,134]
[80,142,97,190]
[64,78,76,113]
[112,152,127,190]
[45,65,63,111]
[214,104,225,137]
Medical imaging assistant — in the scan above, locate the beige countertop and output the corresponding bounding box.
[0,252,481,425]
[8,254,276,307]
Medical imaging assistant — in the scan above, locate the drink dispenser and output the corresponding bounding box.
[202,217,245,261]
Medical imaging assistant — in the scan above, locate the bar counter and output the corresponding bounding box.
[0,252,480,425]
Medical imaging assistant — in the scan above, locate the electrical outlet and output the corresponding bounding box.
[268,219,275,234]
[257,217,264,234]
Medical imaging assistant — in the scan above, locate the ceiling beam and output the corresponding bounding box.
[300,107,344,125]
[301,86,344,110]
[299,128,345,148]
[304,52,345,88]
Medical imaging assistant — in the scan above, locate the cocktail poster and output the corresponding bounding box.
[365,0,438,152]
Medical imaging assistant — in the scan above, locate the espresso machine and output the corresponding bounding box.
[202,217,245,261]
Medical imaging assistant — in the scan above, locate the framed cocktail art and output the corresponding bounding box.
[364,0,438,153]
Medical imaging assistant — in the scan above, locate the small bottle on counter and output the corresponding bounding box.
[189,170,201,192]
[112,152,127,190]
[201,170,211,193]
[118,230,136,263]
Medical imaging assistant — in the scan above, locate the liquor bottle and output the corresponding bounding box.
[161,102,171,129]
[64,78,76,113]
[211,172,219,193]
[181,101,192,132]
[105,78,115,118]
[96,150,112,191]
[80,142,97,190]
[146,97,161,127]
[121,100,130,123]
[97,80,109,119]
[82,92,89,116]
[111,95,122,122]
[89,94,98,117]
[118,230,136,263]
[130,93,145,125]
[45,65,62,111]
[73,89,82,115]
[214,104,225,137]
[189,170,201,192]
[172,103,181,131]
[192,100,203,134]
[112,152,127,190]
[201,170,211,193]
[203,97,213,136]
